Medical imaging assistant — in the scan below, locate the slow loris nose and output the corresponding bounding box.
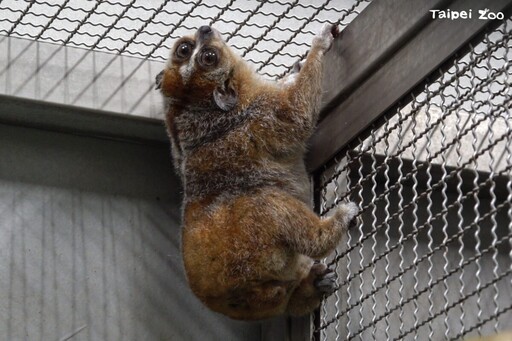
[198,26,212,39]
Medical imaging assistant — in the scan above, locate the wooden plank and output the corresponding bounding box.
[321,0,453,114]
[308,0,512,172]
[0,94,168,145]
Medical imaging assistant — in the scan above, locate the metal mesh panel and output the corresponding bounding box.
[315,16,512,341]
[0,0,369,79]
[0,0,370,118]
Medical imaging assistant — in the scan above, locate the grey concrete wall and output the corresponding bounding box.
[0,122,261,340]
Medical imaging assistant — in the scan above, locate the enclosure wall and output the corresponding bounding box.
[0,107,261,340]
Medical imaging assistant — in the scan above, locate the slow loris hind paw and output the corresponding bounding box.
[312,263,338,296]
[334,202,359,229]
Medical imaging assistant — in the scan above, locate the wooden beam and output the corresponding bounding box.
[320,0,453,114]
[307,0,512,173]
[0,94,168,145]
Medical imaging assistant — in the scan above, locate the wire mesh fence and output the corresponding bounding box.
[0,0,370,80]
[315,14,512,341]
[0,0,370,118]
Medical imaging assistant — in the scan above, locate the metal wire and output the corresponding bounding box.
[0,0,370,118]
[315,15,512,341]
[0,0,370,80]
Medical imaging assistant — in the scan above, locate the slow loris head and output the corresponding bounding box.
[156,26,240,111]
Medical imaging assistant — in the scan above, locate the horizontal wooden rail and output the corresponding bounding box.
[0,94,168,145]
[307,0,512,173]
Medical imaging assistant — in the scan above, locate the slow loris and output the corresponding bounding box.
[156,24,358,320]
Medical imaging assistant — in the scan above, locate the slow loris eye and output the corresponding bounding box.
[176,42,193,59]
[200,49,218,67]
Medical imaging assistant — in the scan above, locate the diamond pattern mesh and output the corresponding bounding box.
[315,15,512,341]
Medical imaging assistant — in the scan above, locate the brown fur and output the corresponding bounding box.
[157,25,358,320]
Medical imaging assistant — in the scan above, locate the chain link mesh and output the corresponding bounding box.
[315,15,512,341]
[0,0,369,79]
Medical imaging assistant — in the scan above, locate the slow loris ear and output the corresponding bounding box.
[213,71,238,111]
[155,70,164,90]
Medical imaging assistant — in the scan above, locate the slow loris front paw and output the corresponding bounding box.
[313,23,340,52]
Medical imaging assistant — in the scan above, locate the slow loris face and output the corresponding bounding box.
[157,26,238,111]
